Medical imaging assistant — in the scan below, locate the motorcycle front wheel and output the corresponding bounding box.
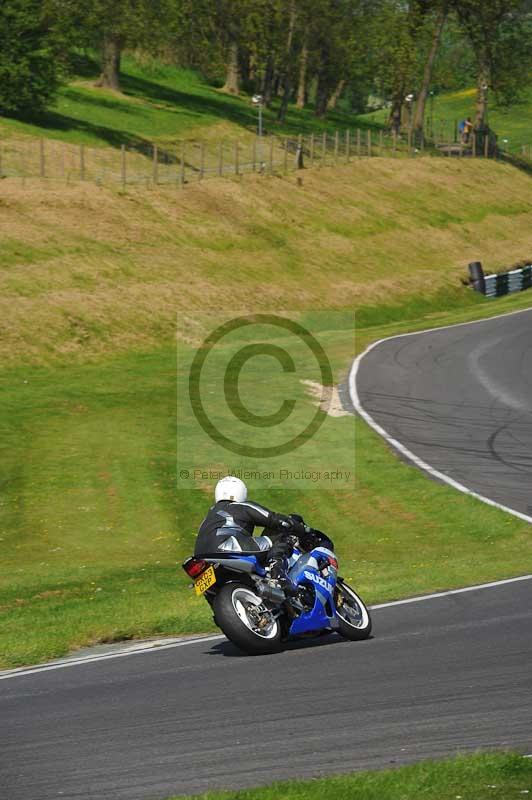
[334,580,372,640]
[214,583,282,655]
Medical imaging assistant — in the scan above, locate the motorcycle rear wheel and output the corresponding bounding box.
[214,583,282,655]
[334,580,372,640]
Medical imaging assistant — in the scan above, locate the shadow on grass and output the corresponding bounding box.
[7,108,148,149]
[500,151,532,177]
[120,73,257,128]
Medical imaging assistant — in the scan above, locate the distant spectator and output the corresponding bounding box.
[461,117,473,144]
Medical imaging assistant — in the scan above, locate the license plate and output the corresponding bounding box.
[194,566,216,596]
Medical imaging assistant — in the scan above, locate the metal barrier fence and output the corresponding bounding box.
[0,127,499,188]
[469,261,532,298]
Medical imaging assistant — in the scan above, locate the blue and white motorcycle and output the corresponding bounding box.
[182,527,372,655]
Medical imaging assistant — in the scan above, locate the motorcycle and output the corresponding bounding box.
[182,527,372,655]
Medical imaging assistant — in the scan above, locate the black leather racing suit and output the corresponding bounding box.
[194,499,304,564]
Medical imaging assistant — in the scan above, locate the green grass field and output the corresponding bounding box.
[0,55,377,149]
[2,288,532,668]
[166,753,532,800]
[1,49,530,164]
[1,126,532,667]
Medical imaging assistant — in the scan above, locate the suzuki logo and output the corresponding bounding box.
[304,570,334,595]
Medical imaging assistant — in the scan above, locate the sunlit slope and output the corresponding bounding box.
[1,157,532,366]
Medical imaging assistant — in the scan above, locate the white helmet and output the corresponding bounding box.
[215,475,247,503]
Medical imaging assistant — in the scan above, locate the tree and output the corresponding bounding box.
[372,1,419,132]
[0,0,65,115]
[452,0,532,129]
[412,2,448,132]
[50,0,174,91]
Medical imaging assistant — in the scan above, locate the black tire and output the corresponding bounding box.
[334,580,372,641]
[214,583,282,655]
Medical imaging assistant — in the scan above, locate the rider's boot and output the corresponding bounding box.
[266,557,298,597]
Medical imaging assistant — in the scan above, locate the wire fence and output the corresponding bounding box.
[0,127,517,189]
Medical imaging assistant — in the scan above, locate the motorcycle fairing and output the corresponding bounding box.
[287,547,339,636]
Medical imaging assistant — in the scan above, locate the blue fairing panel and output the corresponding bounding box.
[289,590,334,636]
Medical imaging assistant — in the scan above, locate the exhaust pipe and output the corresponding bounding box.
[255,580,286,604]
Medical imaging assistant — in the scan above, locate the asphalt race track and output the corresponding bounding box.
[1,578,531,800]
[354,307,532,521]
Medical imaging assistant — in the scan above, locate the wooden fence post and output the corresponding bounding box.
[269,137,274,175]
[379,129,383,154]
[357,129,361,157]
[284,138,288,174]
[345,129,350,163]
[472,131,477,158]
[252,138,257,172]
[484,134,489,159]
[407,127,412,154]
[334,130,339,164]
[321,132,327,166]
[310,133,315,167]
[152,145,158,185]
[121,144,126,189]
[296,133,303,170]
[392,129,397,156]
[367,129,372,157]
[80,144,85,181]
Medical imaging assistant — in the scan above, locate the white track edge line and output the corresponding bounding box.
[371,574,532,609]
[0,635,225,681]
[349,306,532,525]
[2,574,531,681]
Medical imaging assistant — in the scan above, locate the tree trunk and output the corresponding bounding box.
[413,6,447,132]
[327,79,346,111]
[96,32,123,91]
[222,41,240,95]
[261,55,274,106]
[276,1,297,106]
[277,76,292,123]
[296,37,308,109]
[389,93,403,133]
[314,73,330,118]
[475,59,490,130]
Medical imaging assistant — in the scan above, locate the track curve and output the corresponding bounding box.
[1,579,531,799]
[353,308,532,521]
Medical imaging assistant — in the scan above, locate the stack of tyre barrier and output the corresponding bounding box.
[469,261,532,298]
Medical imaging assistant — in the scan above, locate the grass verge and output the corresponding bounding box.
[165,753,532,800]
[1,291,532,668]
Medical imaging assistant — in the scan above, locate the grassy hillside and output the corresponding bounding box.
[0,55,373,150]
[1,157,532,667]
[1,158,532,366]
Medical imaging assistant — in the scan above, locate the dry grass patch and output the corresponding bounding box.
[1,157,531,364]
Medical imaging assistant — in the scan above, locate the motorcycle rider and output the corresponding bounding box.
[194,475,311,591]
